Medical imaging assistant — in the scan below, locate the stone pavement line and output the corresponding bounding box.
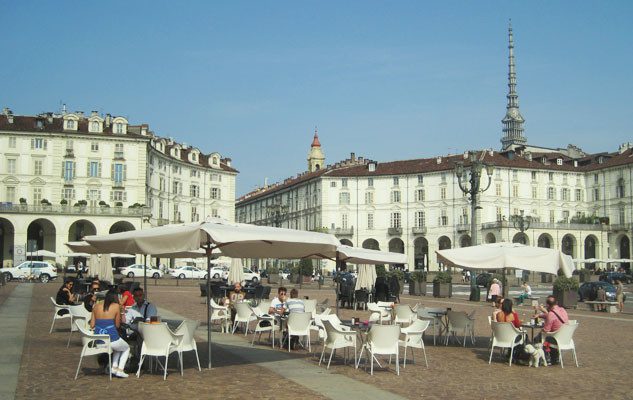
[0,284,33,400]
[159,308,406,400]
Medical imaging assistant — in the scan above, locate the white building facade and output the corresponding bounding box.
[0,108,236,267]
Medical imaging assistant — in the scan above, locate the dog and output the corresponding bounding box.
[524,343,547,368]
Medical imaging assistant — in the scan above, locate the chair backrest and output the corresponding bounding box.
[550,322,578,347]
[490,321,521,347]
[262,286,272,299]
[487,315,492,325]
[139,323,175,355]
[394,305,414,322]
[447,310,472,329]
[368,325,400,355]
[77,325,110,350]
[174,320,199,350]
[255,300,271,314]
[304,299,317,315]
[287,312,312,334]
[234,302,253,321]
[377,301,394,308]
[367,302,381,312]
[402,318,430,334]
[210,298,225,309]
[322,319,351,346]
[69,304,91,319]
[355,290,369,302]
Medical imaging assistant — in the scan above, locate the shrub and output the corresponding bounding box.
[268,265,279,274]
[115,202,123,207]
[411,270,427,282]
[375,264,387,278]
[60,199,68,205]
[40,198,51,205]
[553,276,579,292]
[299,258,314,277]
[19,198,27,204]
[433,271,452,284]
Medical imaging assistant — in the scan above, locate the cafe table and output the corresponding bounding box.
[520,321,544,343]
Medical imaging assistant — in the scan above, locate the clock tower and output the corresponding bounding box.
[307,127,325,172]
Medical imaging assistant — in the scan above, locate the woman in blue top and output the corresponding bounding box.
[90,290,130,378]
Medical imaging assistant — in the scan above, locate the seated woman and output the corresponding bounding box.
[91,290,130,378]
[496,298,521,328]
[56,280,76,314]
[491,296,504,321]
[118,286,135,308]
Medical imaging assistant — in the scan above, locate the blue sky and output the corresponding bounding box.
[2,1,632,196]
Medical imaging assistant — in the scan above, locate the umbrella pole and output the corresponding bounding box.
[503,267,508,299]
[206,237,212,369]
[335,253,340,317]
[143,255,148,299]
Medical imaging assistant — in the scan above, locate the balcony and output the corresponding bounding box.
[411,226,427,235]
[388,227,403,236]
[0,203,151,218]
[456,224,470,233]
[113,151,125,160]
[64,149,74,158]
[481,220,610,232]
[329,227,354,237]
[610,223,633,232]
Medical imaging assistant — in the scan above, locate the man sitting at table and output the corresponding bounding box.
[83,280,101,312]
[269,287,288,315]
[286,288,305,313]
[127,287,158,329]
[533,295,569,364]
[227,282,246,306]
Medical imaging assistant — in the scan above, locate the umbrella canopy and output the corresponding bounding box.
[63,252,91,258]
[27,249,58,258]
[83,219,340,259]
[436,242,574,278]
[355,264,377,290]
[228,258,244,284]
[337,245,407,265]
[90,254,114,282]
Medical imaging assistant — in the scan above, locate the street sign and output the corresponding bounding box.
[14,244,26,265]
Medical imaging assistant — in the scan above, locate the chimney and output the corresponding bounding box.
[350,152,356,161]
[463,151,469,159]
[140,124,148,136]
[91,110,98,117]
[525,151,532,161]
[225,158,231,167]
[46,112,53,124]
[105,114,112,127]
[436,156,442,164]
[76,111,84,118]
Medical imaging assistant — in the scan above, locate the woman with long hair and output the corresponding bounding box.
[496,298,521,328]
[90,290,130,378]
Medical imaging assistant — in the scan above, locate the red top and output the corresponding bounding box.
[497,311,521,328]
[121,290,135,307]
[311,131,321,147]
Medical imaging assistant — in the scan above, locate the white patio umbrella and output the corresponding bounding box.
[336,245,407,265]
[355,264,377,291]
[436,242,574,278]
[228,258,244,284]
[26,249,58,258]
[89,254,114,282]
[81,218,340,369]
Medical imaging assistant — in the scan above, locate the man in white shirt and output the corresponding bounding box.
[269,287,288,315]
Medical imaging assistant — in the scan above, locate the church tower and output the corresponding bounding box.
[501,21,527,150]
[307,127,325,172]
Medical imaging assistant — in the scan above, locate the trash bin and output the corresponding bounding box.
[469,286,481,301]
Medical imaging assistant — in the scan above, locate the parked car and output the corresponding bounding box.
[242,268,260,283]
[577,281,625,302]
[66,264,88,273]
[209,266,228,280]
[120,264,163,279]
[2,261,58,283]
[599,272,633,284]
[170,266,207,279]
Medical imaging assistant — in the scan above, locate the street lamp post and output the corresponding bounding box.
[511,209,531,241]
[455,151,494,301]
[266,203,289,280]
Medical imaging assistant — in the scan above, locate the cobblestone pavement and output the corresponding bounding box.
[13,282,633,400]
[0,282,17,308]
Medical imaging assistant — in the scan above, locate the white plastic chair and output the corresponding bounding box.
[250,305,278,347]
[67,305,91,347]
[417,307,441,345]
[319,319,357,369]
[394,305,415,326]
[548,322,579,368]
[368,303,391,325]
[50,297,71,333]
[136,323,184,380]
[356,325,401,375]
[75,325,112,380]
[254,300,271,315]
[489,322,524,366]
[399,319,430,368]
[286,312,312,352]
[210,299,230,333]
[232,302,255,335]
[445,311,476,347]
[310,308,333,343]
[304,299,317,318]
[173,320,201,371]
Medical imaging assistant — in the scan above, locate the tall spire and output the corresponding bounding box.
[307,126,325,172]
[311,126,321,147]
[501,20,527,149]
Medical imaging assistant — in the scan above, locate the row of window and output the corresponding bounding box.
[152,200,219,221]
[156,178,222,200]
[61,161,127,184]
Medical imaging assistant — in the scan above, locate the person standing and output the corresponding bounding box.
[489,278,501,303]
[615,279,624,312]
[596,285,607,311]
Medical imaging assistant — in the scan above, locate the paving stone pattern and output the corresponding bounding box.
[12,282,633,400]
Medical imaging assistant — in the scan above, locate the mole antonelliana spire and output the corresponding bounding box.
[501,20,527,149]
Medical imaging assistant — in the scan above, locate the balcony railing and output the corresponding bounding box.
[411,226,427,235]
[156,218,170,226]
[0,203,150,218]
[388,227,403,235]
[456,224,470,233]
[481,220,610,231]
[610,223,633,231]
[328,227,354,236]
